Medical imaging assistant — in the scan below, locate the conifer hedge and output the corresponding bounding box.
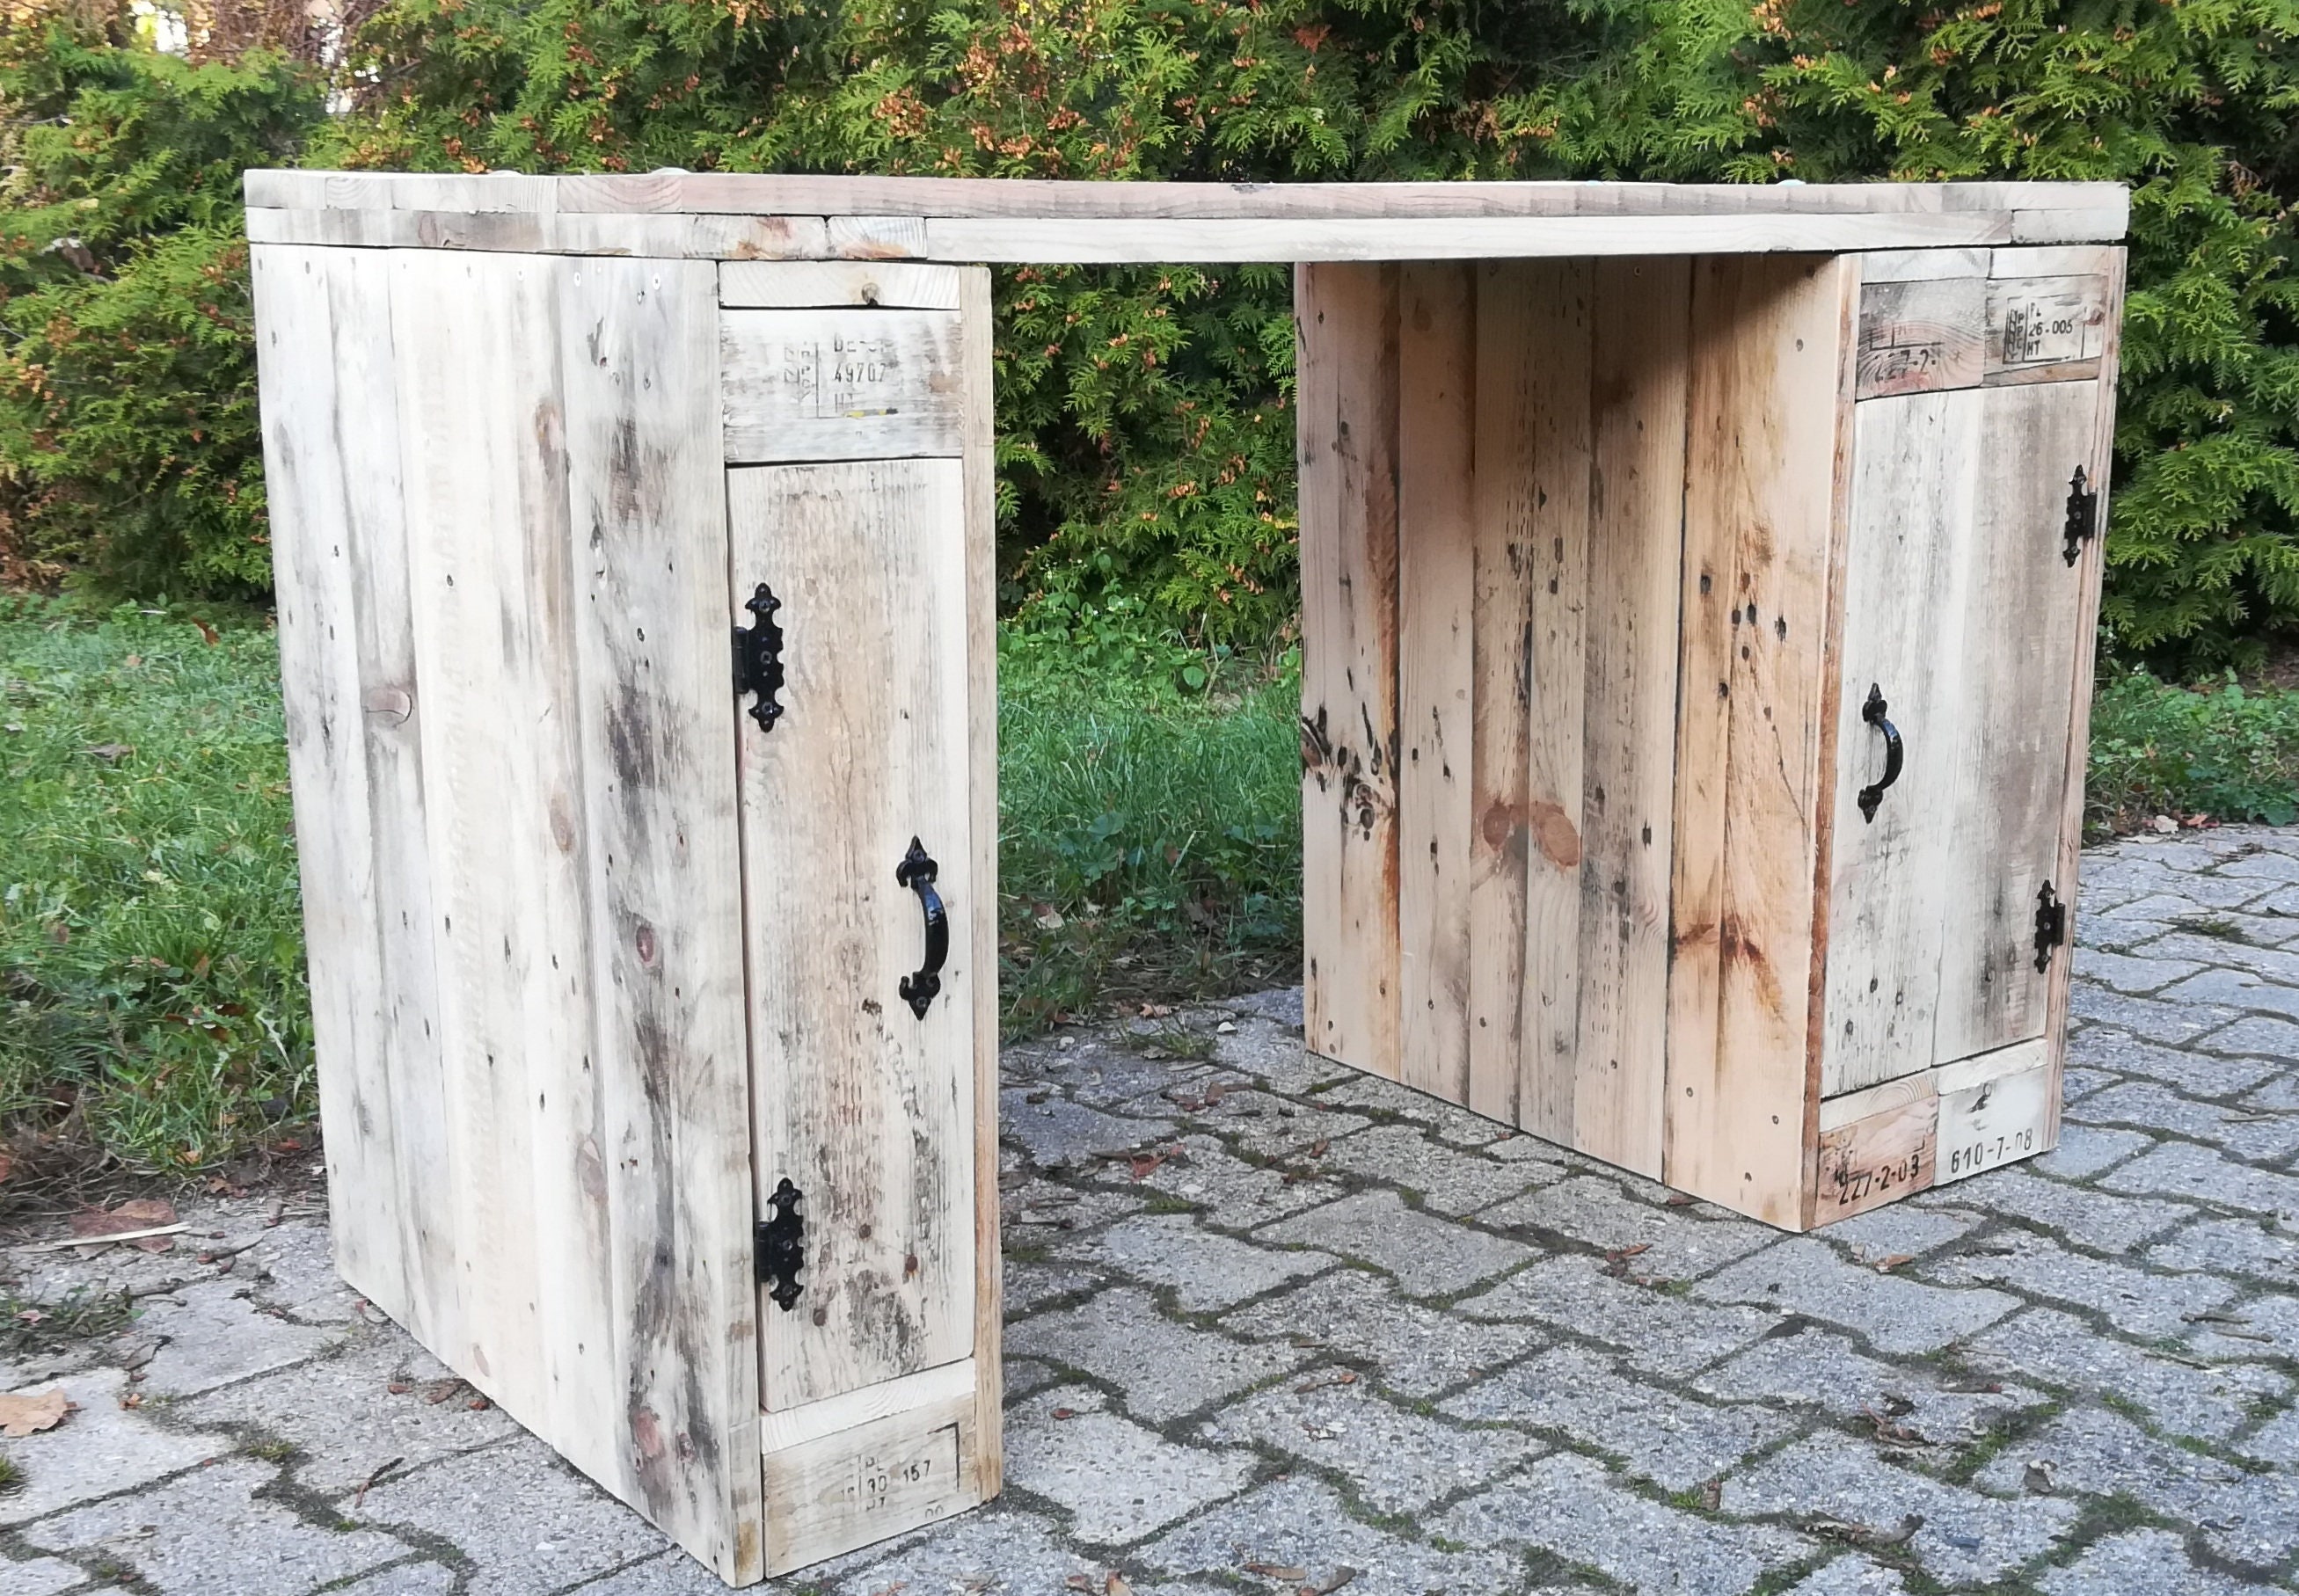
[4,0,2296,668]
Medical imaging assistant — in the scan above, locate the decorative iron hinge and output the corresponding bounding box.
[2062,466,2099,567]
[755,1177,804,1310]
[2033,881,2068,973]
[733,582,785,731]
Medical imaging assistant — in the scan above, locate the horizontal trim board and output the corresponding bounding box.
[760,1357,977,1454]
[719,259,964,310]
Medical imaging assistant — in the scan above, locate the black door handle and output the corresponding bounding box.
[1857,683,1903,823]
[896,837,948,1018]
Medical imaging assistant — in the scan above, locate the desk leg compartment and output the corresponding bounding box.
[254,247,1000,1584]
[1296,245,2124,1230]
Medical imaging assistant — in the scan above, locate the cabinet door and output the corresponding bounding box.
[1822,379,2100,1095]
[729,454,980,1409]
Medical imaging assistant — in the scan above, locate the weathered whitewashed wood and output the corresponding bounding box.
[1820,389,1984,1097]
[1930,381,2098,1063]
[728,459,977,1410]
[556,257,763,1580]
[1856,247,1990,284]
[1298,263,1402,1077]
[1817,1069,1937,1135]
[758,1359,979,1453]
[246,206,832,259]
[1983,275,2111,382]
[1991,245,2120,280]
[720,260,964,310]
[760,1396,981,1575]
[1396,261,1477,1104]
[1855,276,1985,397]
[2010,205,2130,244]
[1935,1039,2053,1183]
[1666,254,1854,1228]
[720,310,966,462]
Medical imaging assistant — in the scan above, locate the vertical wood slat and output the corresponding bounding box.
[1298,263,1403,1076]
[1397,262,1478,1104]
[558,257,763,1579]
[1572,261,1689,1178]
[1667,255,1854,1228]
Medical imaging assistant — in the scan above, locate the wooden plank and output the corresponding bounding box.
[1818,390,1984,1097]
[555,256,762,1581]
[244,208,832,259]
[1814,1092,1937,1223]
[729,460,977,1410]
[759,1359,978,1453]
[252,245,454,1342]
[1857,248,1989,284]
[1297,263,1402,1076]
[1395,261,1478,1105]
[1817,1069,1937,1135]
[720,260,964,310]
[833,215,929,259]
[720,309,966,462]
[1570,259,1687,1177]
[1937,1046,2053,1184]
[1990,245,2120,279]
[1855,275,1984,398]
[1936,1035,2050,1096]
[2011,204,2130,244]
[1665,255,1853,1228]
[1930,382,2100,1063]
[760,1396,981,1575]
[1984,275,2111,379]
[957,265,1004,1503]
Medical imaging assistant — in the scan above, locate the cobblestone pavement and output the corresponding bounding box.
[9,827,2299,1594]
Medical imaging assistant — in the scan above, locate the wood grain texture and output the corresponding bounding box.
[1814,1093,1936,1222]
[720,309,966,461]
[246,206,832,259]
[1297,263,1403,1077]
[1396,261,1477,1105]
[719,260,964,310]
[759,1396,980,1575]
[1665,255,1854,1228]
[728,459,977,1410]
[1570,259,1688,1178]
[1855,276,1984,397]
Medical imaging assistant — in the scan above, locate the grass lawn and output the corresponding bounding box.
[6,593,2298,1179]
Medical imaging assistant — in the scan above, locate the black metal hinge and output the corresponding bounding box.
[2062,467,2098,567]
[2033,881,2068,973]
[733,582,785,731]
[755,1177,804,1310]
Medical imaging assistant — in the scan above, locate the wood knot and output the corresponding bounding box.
[1528,801,1582,869]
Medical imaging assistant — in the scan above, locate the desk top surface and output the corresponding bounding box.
[244,172,2127,263]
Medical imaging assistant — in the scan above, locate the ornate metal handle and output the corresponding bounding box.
[896,837,948,1019]
[1857,683,1903,824]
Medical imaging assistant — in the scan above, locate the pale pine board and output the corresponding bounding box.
[1397,261,1478,1104]
[728,460,978,1411]
[1297,263,1403,1076]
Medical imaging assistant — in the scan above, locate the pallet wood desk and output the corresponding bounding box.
[244,171,2127,1585]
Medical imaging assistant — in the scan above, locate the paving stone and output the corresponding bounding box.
[1218,1267,1544,1399]
[1217,1031,1357,1098]
[1786,1556,1907,1595]
[2216,847,2299,881]
[2071,947,2204,995]
[1440,1345,1792,1491]
[830,1506,1146,1596]
[2240,1069,2299,1111]
[2065,1025,2281,1095]
[1971,1404,2299,1570]
[1934,1168,2195,1252]
[1313,1125,1555,1214]
[2203,1013,2299,1060]
[1199,1367,1542,1512]
[2032,1123,2155,1180]
[1157,1089,1371,1159]
[2185,1288,2299,1361]
[2157,966,2299,1024]
[1962,1307,2288,1441]
[2058,1065,2115,1103]
[1457,1254,1781,1377]
[2101,1140,2299,1222]
[2237,1399,2299,1465]
[545,1550,725,1594]
[1004,1385,1255,1544]
[1055,1214,1332,1311]
[2068,987,2242,1046]
[1004,1357,1060,1401]
[0,1368,227,1525]
[1093,1133,1345,1229]
[2072,1080,2299,1161]
[1254,1191,1536,1298]
[1002,1090,1177,1171]
[2134,929,2299,983]
[2035,1528,2281,1596]
[1693,1326,2045,1441]
[339,1564,458,1596]
[25,1455,406,1596]
[351,1436,669,1596]
[1815,1203,1984,1262]
[176,1332,518,1498]
[128,1277,345,1398]
[1720,1430,2077,1587]
[1223,987,1305,1032]
[1018,1036,1215,1110]
[1478,1174,1776,1279]
[1305,1075,1522,1149]
[1926,1229,2239,1337]
[1441,1453,1808,1596]
[0,1556,94,1596]
[2148,1216,2299,1287]
[1139,1475,1524,1596]
[1696,1239,2018,1355]
[230,1225,363,1326]
[1006,1286,1311,1422]
[1003,1258,1103,1316]
[1003,1177,1149,1234]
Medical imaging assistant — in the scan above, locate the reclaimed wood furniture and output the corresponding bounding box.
[245,171,2126,1585]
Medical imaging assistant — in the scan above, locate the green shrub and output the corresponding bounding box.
[2088,669,2299,830]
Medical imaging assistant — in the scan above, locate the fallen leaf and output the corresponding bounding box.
[1303,1138,1330,1159]
[1138,1003,1172,1018]
[189,617,220,645]
[386,1381,412,1396]
[1294,1369,1358,1394]
[118,1391,142,1410]
[1870,1253,1915,1274]
[1664,1193,1695,1206]
[1051,1407,1077,1421]
[1697,1479,1721,1512]
[1105,1576,1133,1596]
[1606,1243,1653,1263]
[466,1396,490,1410]
[1244,1564,1308,1582]
[0,1388,69,1437]
[81,742,133,762]
[2022,1460,2055,1494]
[1065,1576,1097,1592]
[0,1150,11,1184]
[71,1198,179,1253]
[1307,1570,1358,1595]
